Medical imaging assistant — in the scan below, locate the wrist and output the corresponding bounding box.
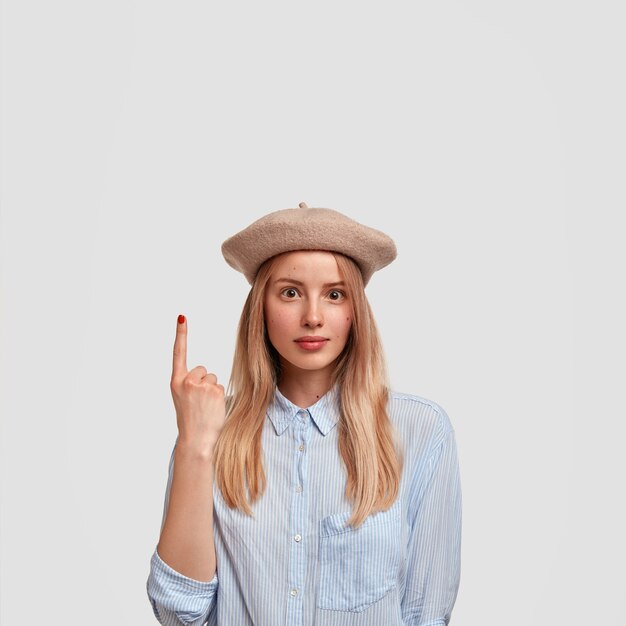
[175,437,217,462]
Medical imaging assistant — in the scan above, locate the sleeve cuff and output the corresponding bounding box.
[147,547,218,625]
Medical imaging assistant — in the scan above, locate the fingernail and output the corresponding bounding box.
[178,314,186,324]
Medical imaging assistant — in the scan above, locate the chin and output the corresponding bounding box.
[282,353,338,372]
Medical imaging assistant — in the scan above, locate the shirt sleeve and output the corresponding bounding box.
[401,415,462,626]
[146,438,219,626]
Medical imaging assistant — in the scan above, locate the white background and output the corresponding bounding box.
[1,1,624,624]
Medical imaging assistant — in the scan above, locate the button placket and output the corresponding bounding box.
[286,410,311,624]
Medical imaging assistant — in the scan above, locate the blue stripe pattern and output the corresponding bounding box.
[146,383,462,625]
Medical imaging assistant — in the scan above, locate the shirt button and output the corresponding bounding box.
[290,588,298,597]
[295,484,303,493]
[298,444,305,452]
[294,534,302,542]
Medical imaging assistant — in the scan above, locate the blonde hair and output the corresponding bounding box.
[213,251,403,528]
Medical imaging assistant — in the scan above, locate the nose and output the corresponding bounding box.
[302,299,323,328]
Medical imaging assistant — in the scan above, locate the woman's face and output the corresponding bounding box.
[263,250,353,379]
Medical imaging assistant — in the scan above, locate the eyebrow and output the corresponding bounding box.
[273,278,346,288]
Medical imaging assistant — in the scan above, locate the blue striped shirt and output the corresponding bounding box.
[146,383,462,625]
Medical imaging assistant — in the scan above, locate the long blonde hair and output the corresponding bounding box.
[213,251,403,528]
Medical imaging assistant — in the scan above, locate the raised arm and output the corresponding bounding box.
[146,314,227,625]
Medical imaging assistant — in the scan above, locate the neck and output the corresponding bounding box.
[277,371,335,410]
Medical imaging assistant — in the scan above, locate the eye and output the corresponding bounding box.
[280,288,299,299]
[328,290,346,301]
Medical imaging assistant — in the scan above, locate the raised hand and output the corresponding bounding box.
[170,314,226,452]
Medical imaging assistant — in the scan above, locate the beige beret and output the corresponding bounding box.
[221,202,397,287]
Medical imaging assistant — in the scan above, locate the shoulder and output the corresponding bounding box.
[387,389,455,450]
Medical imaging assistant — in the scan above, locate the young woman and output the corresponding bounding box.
[146,203,462,626]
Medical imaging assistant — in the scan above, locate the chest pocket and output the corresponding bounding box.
[317,499,402,612]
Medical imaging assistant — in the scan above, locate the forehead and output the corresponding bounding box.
[270,250,341,278]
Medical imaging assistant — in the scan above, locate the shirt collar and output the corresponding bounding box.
[267,382,341,437]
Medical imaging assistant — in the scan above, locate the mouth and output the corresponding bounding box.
[294,338,329,350]
[295,337,328,343]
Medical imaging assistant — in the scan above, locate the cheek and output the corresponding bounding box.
[265,310,290,335]
[264,302,278,326]
[336,315,352,338]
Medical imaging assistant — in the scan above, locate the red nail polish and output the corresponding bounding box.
[178,314,186,324]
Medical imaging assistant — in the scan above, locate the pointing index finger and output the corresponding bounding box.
[172,314,188,378]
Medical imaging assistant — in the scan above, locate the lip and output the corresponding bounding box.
[294,337,328,352]
[295,340,327,352]
[295,336,328,342]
